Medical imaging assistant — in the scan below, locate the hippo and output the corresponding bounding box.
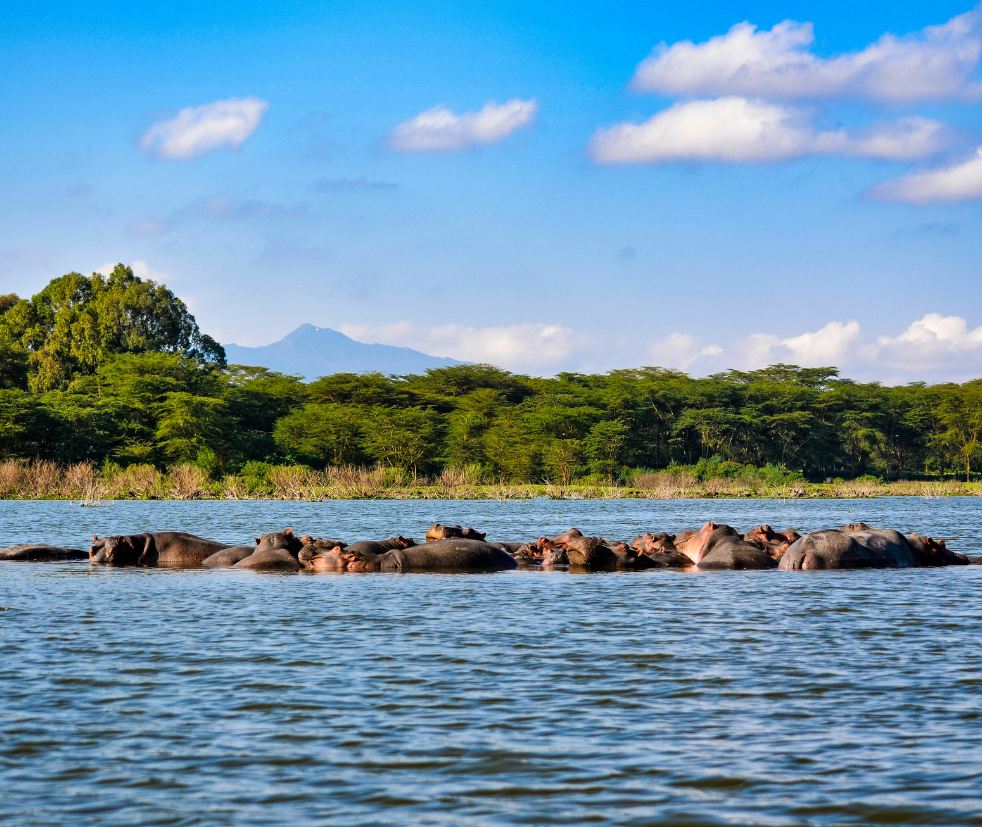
[233,528,305,571]
[631,533,693,567]
[89,532,230,567]
[609,542,659,570]
[743,525,800,560]
[425,524,487,542]
[677,523,777,570]
[906,533,968,567]
[202,545,257,568]
[564,536,618,571]
[297,539,350,571]
[508,544,539,567]
[343,536,415,556]
[373,539,518,572]
[490,541,527,554]
[0,544,89,562]
[779,525,919,570]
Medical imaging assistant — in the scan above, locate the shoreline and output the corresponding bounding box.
[2,481,980,502]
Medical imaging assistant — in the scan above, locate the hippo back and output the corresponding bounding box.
[378,539,518,572]
[0,544,89,562]
[779,528,915,570]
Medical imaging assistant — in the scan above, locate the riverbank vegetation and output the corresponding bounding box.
[3,267,982,500]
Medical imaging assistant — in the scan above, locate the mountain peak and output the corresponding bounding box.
[223,325,463,379]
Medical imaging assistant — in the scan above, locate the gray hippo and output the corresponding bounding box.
[631,533,695,567]
[372,538,517,572]
[743,525,800,560]
[780,525,966,570]
[564,536,618,571]
[906,533,969,566]
[202,545,258,568]
[89,532,230,567]
[677,522,777,570]
[425,524,487,542]
[233,528,305,571]
[0,544,89,562]
[609,542,659,570]
[297,539,350,571]
[343,536,415,556]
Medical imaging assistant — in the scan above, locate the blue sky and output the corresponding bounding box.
[2,0,981,380]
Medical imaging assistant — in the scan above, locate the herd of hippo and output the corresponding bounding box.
[0,520,977,572]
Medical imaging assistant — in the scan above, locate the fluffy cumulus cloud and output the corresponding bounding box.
[340,321,576,371]
[590,98,948,164]
[336,315,982,381]
[658,316,982,382]
[139,97,268,160]
[868,146,982,203]
[388,99,538,152]
[630,6,982,101]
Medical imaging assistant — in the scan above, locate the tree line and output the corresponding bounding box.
[2,267,982,482]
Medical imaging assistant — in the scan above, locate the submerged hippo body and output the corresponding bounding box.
[89,532,229,567]
[743,525,799,560]
[202,546,256,568]
[376,539,518,572]
[677,523,777,570]
[344,537,415,556]
[233,528,305,571]
[0,544,89,562]
[425,524,487,543]
[779,527,918,570]
[298,539,350,571]
[565,537,618,571]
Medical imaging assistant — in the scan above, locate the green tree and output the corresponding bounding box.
[584,420,629,481]
[274,403,365,467]
[362,407,442,477]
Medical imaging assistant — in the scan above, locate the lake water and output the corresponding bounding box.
[2,497,981,826]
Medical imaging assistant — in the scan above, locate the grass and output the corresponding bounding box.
[0,459,979,501]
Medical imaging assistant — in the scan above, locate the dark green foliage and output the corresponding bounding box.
[7,270,982,481]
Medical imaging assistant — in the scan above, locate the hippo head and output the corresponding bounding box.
[255,527,303,554]
[393,535,415,549]
[842,522,872,532]
[89,534,150,566]
[461,527,487,541]
[676,522,720,565]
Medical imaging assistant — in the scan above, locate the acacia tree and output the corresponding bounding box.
[0,265,225,391]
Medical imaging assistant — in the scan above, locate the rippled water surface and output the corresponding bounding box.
[2,497,981,826]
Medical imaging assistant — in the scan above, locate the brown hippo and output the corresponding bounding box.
[677,523,777,570]
[906,533,969,567]
[342,536,416,557]
[233,528,305,571]
[297,539,350,571]
[779,526,918,570]
[743,525,800,560]
[89,532,230,567]
[202,545,257,568]
[564,536,618,570]
[490,541,527,554]
[610,542,659,570]
[0,544,89,562]
[508,544,539,567]
[374,539,518,572]
[425,524,487,542]
[631,533,693,567]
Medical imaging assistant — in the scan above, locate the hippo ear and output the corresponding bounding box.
[93,535,98,542]
[284,527,294,536]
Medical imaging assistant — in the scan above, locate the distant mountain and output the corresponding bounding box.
[222,324,464,379]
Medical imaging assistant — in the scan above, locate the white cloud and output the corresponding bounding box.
[662,316,982,382]
[96,260,174,284]
[139,97,268,160]
[340,321,574,371]
[630,7,982,101]
[388,99,538,152]
[589,98,948,164]
[648,334,723,369]
[868,146,982,203]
